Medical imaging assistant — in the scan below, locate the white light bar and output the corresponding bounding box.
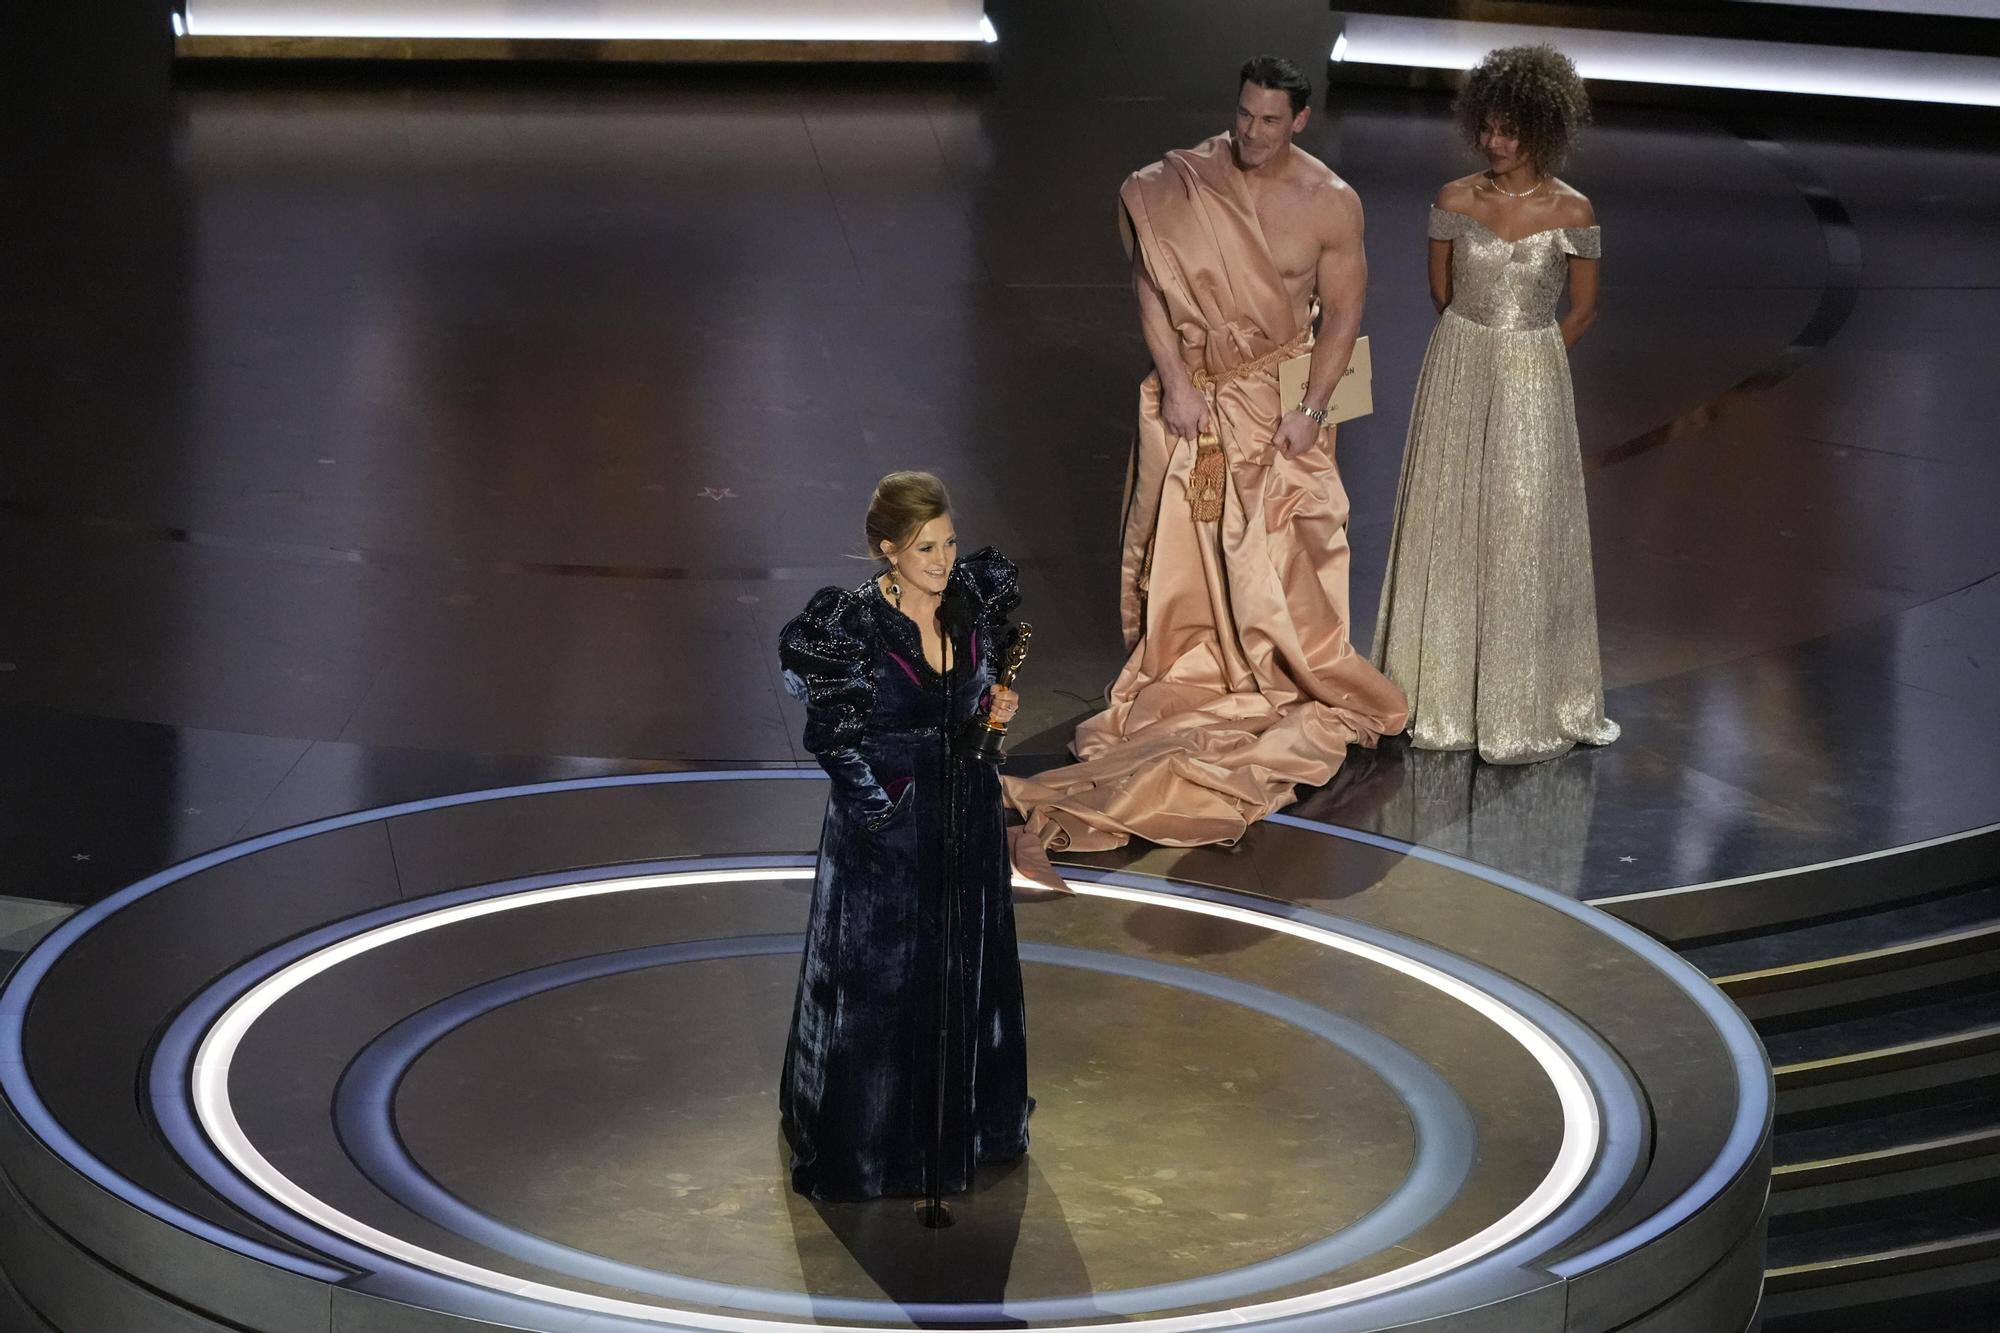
[181,0,994,43]
[1732,0,2000,15]
[1334,14,2000,107]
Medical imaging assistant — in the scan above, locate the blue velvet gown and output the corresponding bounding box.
[776,547,1032,1201]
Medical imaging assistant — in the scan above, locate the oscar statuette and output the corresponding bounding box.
[964,623,1031,764]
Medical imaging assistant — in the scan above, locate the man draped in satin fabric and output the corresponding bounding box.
[1007,55,1407,852]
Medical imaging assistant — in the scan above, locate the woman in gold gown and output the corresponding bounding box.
[1374,44,1619,765]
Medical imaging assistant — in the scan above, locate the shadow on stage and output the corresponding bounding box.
[783,1146,1094,1327]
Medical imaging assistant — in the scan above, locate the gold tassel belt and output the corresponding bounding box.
[1183,329,1310,522]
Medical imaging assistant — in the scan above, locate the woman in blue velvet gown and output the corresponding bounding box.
[776,471,1031,1201]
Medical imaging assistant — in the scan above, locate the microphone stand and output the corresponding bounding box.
[917,591,960,1230]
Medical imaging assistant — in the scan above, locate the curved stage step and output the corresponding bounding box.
[0,771,1771,1333]
[1606,824,2000,1330]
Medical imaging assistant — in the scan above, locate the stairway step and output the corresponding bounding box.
[1764,987,2000,1068]
[1775,1123,2000,1193]
[1731,941,2000,1025]
[1771,1135,2000,1223]
[1766,1182,2000,1267]
[1762,1268,2000,1332]
[1777,1091,2000,1170]
[1688,883,2000,980]
[1657,836,2000,1327]
[1606,828,2000,948]
[1774,1036,2000,1118]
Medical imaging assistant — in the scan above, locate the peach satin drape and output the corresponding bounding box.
[1005,136,1406,851]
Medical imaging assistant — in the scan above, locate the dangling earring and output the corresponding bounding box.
[886,573,902,609]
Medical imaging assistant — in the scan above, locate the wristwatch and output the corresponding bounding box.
[1299,403,1331,427]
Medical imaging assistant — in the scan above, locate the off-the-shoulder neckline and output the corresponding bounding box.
[1431,206,1598,246]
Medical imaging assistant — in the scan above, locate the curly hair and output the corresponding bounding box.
[1454,45,1590,173]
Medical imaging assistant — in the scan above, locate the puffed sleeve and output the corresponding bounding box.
[778,587,894,825]
[955,547,1020,629]
[953,547,1022,684]
[1557,226,1602,259]
[1427,207,1470,242]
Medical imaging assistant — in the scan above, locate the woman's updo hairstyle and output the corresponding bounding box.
[865,471,952,561]
[1454,44,1590,173]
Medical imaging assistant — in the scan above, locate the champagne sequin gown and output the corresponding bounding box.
[1373,207,1619,765]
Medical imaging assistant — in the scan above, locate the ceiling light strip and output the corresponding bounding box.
[1335,14,2000,107]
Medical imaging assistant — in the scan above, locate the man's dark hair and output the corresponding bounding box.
[1238,54,1311,116]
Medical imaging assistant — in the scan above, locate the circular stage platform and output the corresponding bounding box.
[0,772,1770,1332]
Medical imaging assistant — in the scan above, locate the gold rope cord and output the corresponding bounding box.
[1184,329,1310,523]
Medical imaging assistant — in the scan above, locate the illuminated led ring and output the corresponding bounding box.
[329,931,1480,1322]
[175,860,1620,1332]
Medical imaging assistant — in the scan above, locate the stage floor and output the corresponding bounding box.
[0,771,1769,1332]
[6,4,1999,1328]
[1,1,1997,912]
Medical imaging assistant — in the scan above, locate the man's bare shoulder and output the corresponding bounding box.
[1284,150,1361,231]
[1278,142,1331,182]
[1286,148,1349,196]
